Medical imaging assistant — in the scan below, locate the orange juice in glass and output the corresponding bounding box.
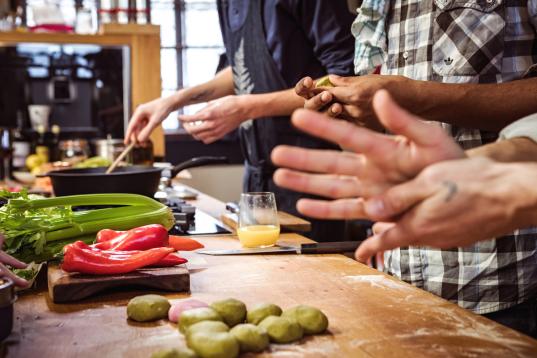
[237,192,280,248]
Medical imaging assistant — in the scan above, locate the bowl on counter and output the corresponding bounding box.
[0,278,16,341]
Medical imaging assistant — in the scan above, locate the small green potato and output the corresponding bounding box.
[315,75,334,88]
[187,331,239,358]
[282,305,329,335]
[210,298,247,327]
[127,294,171,322]
[186,321,229,342]
[150,348,197,358]
[258,316,303,344]
[246,303,282,325]
[179,307,224,333]
[229,323,269,353]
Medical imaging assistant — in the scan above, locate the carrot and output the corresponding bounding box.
[168,235,204,251]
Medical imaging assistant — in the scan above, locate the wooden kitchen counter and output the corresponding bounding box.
[2,189,537,357]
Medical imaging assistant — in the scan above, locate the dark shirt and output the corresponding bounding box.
[219,0,356,88]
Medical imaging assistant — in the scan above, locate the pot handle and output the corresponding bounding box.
[169,156,229,178]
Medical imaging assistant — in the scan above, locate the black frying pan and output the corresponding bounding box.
[47,156,228,197]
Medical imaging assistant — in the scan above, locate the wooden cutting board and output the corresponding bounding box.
[48,264,190,304]
[221,211,311,233]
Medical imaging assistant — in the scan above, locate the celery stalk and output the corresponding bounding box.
[0,192,175,263]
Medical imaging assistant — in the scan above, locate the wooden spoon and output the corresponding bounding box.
[105,142,135,174]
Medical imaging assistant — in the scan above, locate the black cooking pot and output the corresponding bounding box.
[47,156,228,197]
[0,278,15,342]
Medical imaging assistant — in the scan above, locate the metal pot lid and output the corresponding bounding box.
[0,278,16,307]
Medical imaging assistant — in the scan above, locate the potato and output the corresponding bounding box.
[229,323,269,353]
[187,331,239,358]
[150,348,197,358]
[178,307,223,333]
[282,305,329,335]
[186,321,229,342]
[246,303,282,325]
[210,298,246,327]
[168,299,209,323]
[258,316,303,344]
[127,295,170,322]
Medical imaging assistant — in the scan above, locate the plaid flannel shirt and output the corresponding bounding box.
[352,0,390,75]
[377,0,537,314]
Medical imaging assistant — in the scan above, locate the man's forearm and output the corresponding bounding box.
[466,137,537,162]
[170,67,235,109]
[244,89,305,118]
[509,163,537,228]
[405,78,537,132]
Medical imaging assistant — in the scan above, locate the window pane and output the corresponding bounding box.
[183,48,223,87]
[161,48,178,90]
[151,0,177,47]
[183,2,223,47]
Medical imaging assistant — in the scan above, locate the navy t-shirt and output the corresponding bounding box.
[218,0,356,88]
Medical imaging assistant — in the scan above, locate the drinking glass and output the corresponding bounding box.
[238,192,280,248]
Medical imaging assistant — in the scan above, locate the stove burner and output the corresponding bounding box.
[163,197,230,236]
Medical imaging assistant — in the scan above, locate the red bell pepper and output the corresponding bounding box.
[62,241,174,275]
[149,253,188,267]
[92,224,169,251]
[96,229,125,243]
[169,235,204,251]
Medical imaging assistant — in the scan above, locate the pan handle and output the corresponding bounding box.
[169,156,229,178]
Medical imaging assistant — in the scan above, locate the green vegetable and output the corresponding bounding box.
[74,156,111,168]
[0,190,175,263]
[315,75,334,88]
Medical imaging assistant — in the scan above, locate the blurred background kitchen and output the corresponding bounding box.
[0,0,244,201]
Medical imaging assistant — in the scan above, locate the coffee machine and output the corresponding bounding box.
[0,42,130,144]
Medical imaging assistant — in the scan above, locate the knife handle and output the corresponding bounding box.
[300,241,360,254]
[226,202,240,214]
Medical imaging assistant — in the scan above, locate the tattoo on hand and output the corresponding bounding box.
[442,181,458,202]
[190,89,213,102]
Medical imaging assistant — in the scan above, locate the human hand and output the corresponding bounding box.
[271,90,465,220]
[303,75,413,130]
[354,158,537,262]
[0,234,29,288]
[295,76,345,119]
[179,95,249,144]
[125,95,178,144]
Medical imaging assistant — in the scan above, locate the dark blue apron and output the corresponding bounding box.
[218,0,346,241]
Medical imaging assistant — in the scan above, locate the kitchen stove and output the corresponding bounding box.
[164,196,230,236]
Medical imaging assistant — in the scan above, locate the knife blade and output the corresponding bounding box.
[196,241,360,256]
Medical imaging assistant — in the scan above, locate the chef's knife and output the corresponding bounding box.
[197,241,360,256]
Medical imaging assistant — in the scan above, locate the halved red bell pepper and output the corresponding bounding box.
[92,224,169,251]
[62,241,174,275]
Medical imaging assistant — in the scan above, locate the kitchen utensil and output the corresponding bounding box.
[197,241,361,256]
[28,105,51,130]
[48,264,190,303]
[105,142,135,174]
[93,138,154,165]
[238,192,280,248]
[0,278,16,341]
[222,202,311,233]
[59,139,90,163]
[46,156,228,197]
